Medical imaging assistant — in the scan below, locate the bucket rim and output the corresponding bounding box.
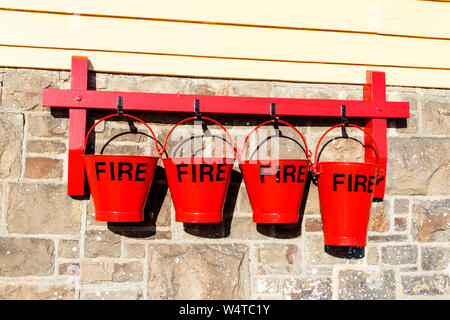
[162,156,235,163]
[239,158,310,165]
[316,161,379,168]
[83,154,160,160]
[238,119,311,163]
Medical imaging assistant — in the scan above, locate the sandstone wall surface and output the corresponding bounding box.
[0,68,448,300]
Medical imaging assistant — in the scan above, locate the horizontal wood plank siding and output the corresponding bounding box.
[1,11,450,70]
[2,45,449,88]
[2,0,449,39]
[0,1,449,88]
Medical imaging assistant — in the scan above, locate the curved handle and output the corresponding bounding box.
[311,123,384,179]
[82,113,161,155]
[160,116,237,159]
[238,119,311,163]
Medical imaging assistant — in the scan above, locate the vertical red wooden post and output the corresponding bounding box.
[68,56,88,196]
[363,71,387,200]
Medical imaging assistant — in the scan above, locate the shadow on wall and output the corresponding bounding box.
[107,165,168,238]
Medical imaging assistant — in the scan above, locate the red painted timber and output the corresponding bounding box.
[364,71,388,200]
[43,56,410,199]
[68,56,88,196]
[42,88,409,118]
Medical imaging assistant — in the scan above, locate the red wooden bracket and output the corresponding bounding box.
[43,56,409,198]
[364,71,388,200]
[68,56,88,196]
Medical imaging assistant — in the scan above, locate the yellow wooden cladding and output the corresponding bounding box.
[2,11,449,70]
[0,1,449,88]
[3,46,449,88]
[2,0,450,39]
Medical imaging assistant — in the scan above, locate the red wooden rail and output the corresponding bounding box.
[42,56,409,199]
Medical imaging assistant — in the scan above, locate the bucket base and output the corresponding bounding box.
[253,212,299,224]
[175,211,223,223]
[324,245,365,259]
[95,210,143,223]
[324,236,366,247]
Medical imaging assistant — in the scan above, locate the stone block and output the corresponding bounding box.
[112,261,143,282]
[0,237,54,276]
[368,234,408,243]
[421,247,450,271]
[422,95,450,135]
[394,217,407,231]
[387,138,449,195]
[283,278,332,300]
[254,278,279,294]
[0,113,24,178]
[367,247,379,265]
[368,201,389,232]
[80,286,143,300]
[147,244,249,299]
[58,263,80,276]
[86,199,105,228]
[338,269,396,300]
[304,217,322,232]
[58,240,80,259]
[2,69,59,111]
[87,72,109,90]
[28,114,68,138]
[394,199,409,215]
[255,244,301,275]
[80,258,115,283]
[84,230,122,258]
[401,274,449,296]
[124,243,146,258]
[0,283,74,300]
[381,245,418,265]
[7,183,81,235]
[386,90,418,134]
[26,140,66,154]
[412,200,449,242]
[25,157,63,179]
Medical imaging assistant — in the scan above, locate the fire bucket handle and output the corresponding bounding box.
[160,116,237,159]
[82,113,161,155]
[238,119,311,163]
[311,123,384,180]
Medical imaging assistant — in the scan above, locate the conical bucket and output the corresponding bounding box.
[239,119,311,223]
[311,123,384,246]
[82,113,160,222]
[161,116,236,223]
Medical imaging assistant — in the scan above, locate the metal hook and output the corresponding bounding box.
[117,96,123,116]
[194,99,201,119]
[341,105,349,138]
[270,102,281,138]
[270,102,280,135]
[341,105,349,127]
[270,103,279,122]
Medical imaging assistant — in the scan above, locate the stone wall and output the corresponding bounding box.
[0,67,448,300]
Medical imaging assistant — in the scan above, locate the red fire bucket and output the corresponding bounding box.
[239,119,311,223]
[311,123,384,246]
[82,113,161,222]
[160,116,236,223]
